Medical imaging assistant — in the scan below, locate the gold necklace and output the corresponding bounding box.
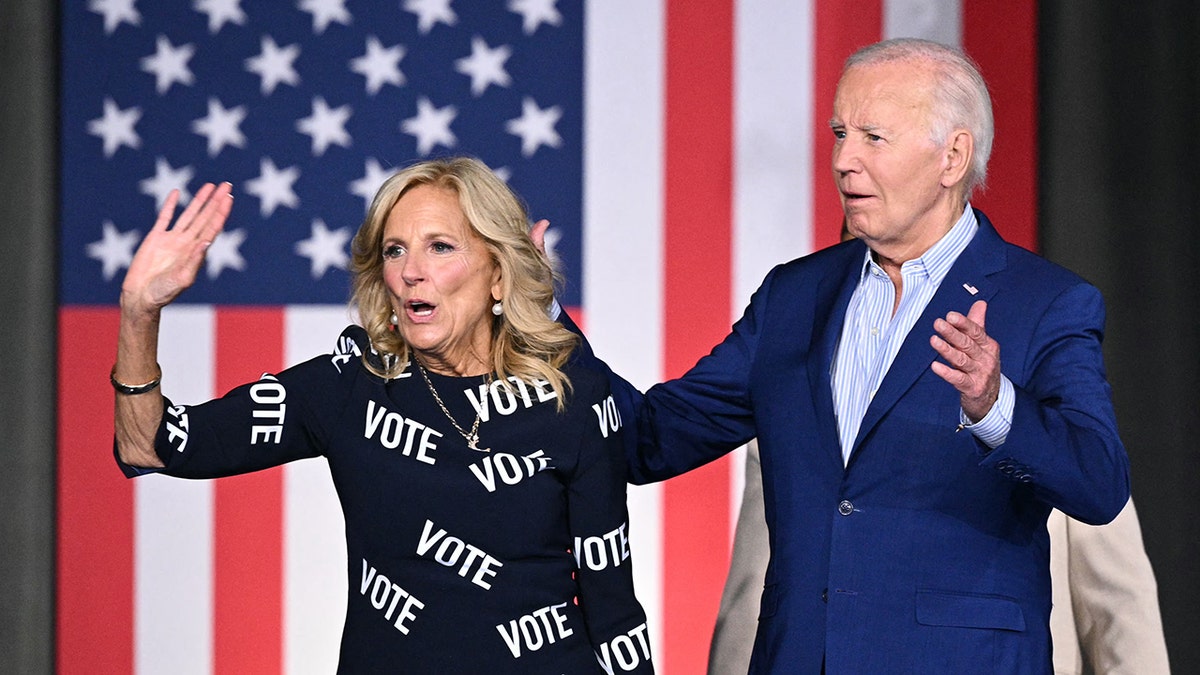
[416,362,490,453]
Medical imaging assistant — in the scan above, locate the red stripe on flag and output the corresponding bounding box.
[813,1,883,250]
[57,307,133,673]
[963,0,1039,251]
[213,308,285,674]
[664,1,734,671]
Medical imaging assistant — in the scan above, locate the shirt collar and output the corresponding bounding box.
[855,204,979,285]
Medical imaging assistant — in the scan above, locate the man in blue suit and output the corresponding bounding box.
[570,38,1130,673]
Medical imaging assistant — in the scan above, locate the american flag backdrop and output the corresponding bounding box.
[57,0,1037,672]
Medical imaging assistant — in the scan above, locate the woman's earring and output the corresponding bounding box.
[491,301,503,316]
[390,311,399,326]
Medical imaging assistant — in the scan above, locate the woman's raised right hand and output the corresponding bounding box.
[120,182,234,315]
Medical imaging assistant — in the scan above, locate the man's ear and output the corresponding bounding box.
[941,129,974,189]
[530,219,550,257]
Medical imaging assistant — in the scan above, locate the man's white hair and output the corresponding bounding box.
[844,38,994,194]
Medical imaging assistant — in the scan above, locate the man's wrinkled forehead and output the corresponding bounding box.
[832,61,935,122]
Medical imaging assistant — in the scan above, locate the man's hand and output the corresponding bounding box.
[930,300,1001,423]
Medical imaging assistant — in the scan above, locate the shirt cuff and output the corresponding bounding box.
[548,297,562,321]
[960,375,1014,449]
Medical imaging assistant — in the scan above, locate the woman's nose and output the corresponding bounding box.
[400,252,424,285]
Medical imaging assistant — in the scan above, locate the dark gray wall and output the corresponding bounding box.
[1040,2,1200,672]
[0,2,57,674]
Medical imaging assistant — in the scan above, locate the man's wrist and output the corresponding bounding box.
[959,376,1014,448]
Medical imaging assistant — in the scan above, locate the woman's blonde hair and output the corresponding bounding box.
[349,156,578,405]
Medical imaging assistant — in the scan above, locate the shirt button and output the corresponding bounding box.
[838,500,854,516]
[869,327,880,337]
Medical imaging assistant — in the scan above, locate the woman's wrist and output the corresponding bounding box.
[111,363,162,395]
[118,291,165,328]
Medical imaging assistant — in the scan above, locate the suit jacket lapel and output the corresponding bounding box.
[808,242,866,468]
[848,212,1008,462]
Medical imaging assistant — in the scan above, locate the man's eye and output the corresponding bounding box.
[382,244,404,259]
[867,133,883,142]
[832,129,846,140]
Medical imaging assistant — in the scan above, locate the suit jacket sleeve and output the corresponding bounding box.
[978,279,1129,525]
[617,267,778,483]
[559,274,761,483]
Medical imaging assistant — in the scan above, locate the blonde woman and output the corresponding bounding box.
[112,157,652,673]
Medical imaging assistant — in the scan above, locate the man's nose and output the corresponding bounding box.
[831,139,860,175]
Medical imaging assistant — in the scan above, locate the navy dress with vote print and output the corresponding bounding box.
[117,325,653,673]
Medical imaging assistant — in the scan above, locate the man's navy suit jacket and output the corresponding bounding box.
[573,211,1130,674]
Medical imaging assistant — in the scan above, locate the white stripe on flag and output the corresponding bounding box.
[283,306,355,674]
[731,0,820,535]
[137,306,216,675]
[733,0,818,311]
[584,0,668,667]
[884,0,962,45]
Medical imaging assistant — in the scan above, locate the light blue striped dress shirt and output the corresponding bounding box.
[831,205,1014,466]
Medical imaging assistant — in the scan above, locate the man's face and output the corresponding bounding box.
[830,59,959,259]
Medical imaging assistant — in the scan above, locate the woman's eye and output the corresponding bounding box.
[432,241,454,254]
[382,244,404,259]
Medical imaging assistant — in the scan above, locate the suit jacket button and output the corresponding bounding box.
[821,589,828,603]
[838,500,854,516]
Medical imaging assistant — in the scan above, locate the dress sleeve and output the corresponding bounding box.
[115,325,366,479]
[567,376,655,673]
